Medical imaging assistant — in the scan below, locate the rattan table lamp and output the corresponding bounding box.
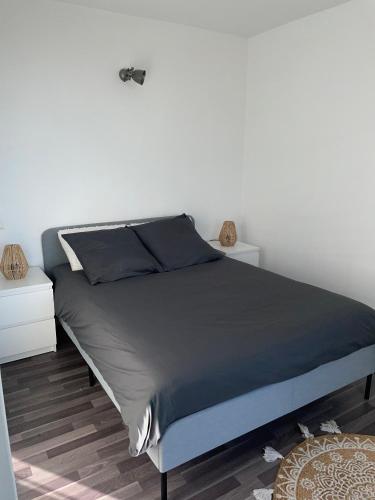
[0,244,29,280]
[219,221,237,247]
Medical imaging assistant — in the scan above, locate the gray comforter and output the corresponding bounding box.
[53,258,375,456]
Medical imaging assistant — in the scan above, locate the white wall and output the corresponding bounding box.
[2,0,374,310]
[0,0,247,266]
[243,0,375,307]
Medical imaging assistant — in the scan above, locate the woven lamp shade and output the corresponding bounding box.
[0,244,29,280]
[219,221,237,247]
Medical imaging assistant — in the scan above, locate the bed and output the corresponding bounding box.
[42,216,375,500]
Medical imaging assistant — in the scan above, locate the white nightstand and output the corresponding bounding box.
[209,240,260,267]
[0,267,56,364]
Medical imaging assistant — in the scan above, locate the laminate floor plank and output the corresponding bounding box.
[7,385,103,419]
[7,388,104,424]
[12,401,115,444]
[97,481,143,499]
[14,424,97,461]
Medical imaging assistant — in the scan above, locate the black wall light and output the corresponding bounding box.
[119,67,146,85]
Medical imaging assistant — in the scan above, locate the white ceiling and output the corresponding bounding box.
[56,0,350,37]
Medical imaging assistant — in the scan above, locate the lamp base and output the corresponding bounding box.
[219,221,237,247]
[0,244,29,280]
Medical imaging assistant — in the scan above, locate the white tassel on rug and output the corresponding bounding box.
[263,446,283,463]
[253,488,274,500]
[320,419,341,434]
[298,423,314,439]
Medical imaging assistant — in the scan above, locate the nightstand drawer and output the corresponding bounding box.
[0,319,56,362]
[0,290,54,329]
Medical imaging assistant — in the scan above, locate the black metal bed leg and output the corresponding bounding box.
[88,366,97,387]
[55,319,63,351]
[161,472,167,500]
[365,374,373,400]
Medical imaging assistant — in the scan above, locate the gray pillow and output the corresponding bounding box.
[62,228,162,285]
[130,214,224,271]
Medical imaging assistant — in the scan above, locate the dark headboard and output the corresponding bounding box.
[41,215,194,276]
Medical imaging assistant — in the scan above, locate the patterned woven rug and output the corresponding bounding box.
[253,422,375,500]
[274,433,375,499]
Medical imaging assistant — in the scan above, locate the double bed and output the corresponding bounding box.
[42,216,375,499]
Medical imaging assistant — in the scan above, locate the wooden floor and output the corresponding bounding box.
[2,334,375,500]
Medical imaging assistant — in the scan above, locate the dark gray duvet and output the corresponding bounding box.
[53,258,375,456]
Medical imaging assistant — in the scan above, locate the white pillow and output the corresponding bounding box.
[58,224,126,271]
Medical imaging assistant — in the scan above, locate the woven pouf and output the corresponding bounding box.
[273,433,375,499]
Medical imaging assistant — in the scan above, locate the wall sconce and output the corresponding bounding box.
[119,67,146,85]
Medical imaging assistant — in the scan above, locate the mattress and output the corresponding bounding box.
[52,258,375,456]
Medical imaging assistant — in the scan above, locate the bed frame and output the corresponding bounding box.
[42,216,375,500]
